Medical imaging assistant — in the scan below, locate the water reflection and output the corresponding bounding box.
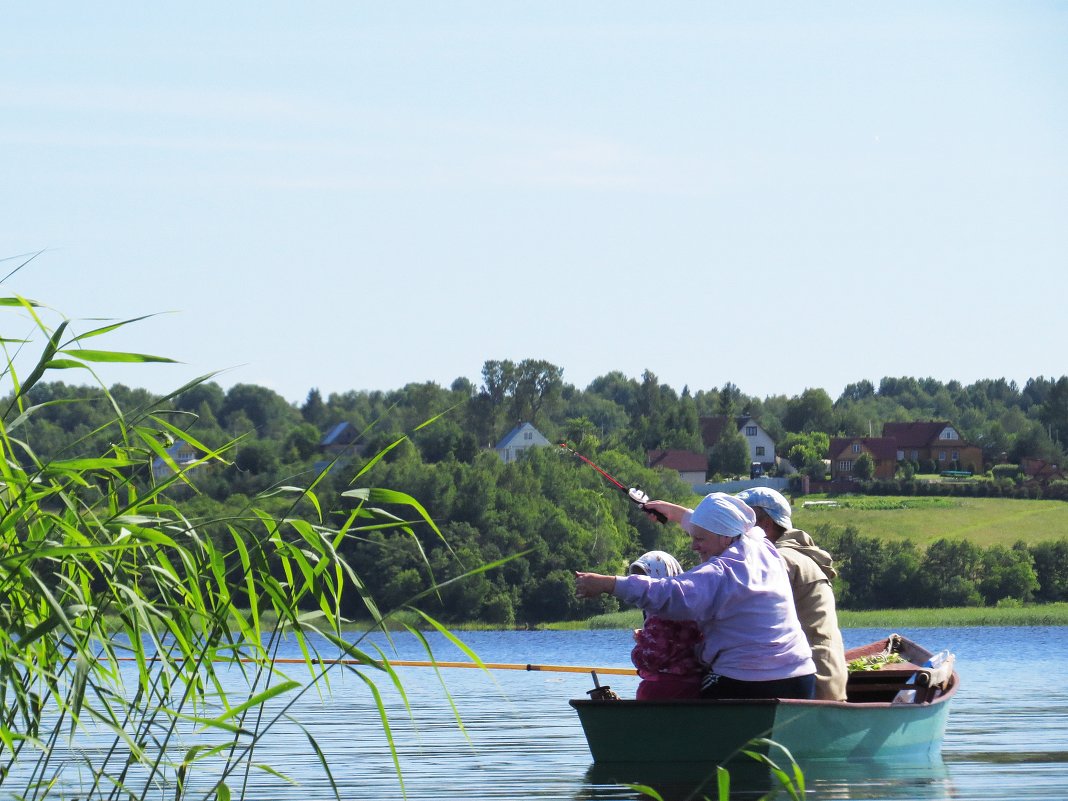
[581,760,772,801]
[578,757,952,801]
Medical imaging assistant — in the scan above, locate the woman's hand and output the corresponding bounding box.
[574,572,615,599]
[642,500,691,525]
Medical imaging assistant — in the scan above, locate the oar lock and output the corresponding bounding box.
[586,670,621,701]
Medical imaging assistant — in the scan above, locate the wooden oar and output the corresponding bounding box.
[113,656,637,676]
[273,658,637,676]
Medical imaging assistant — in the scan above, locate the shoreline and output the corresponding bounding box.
[225,602,1068,633]
[540,602,1068,631]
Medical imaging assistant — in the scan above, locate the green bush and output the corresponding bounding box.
[991,463,1021,481]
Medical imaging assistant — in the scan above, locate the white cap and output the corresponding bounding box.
[736,487,793,530]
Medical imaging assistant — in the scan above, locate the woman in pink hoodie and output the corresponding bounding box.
[627,551,704,700]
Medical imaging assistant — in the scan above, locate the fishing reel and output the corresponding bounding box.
[627,487,650,505]
[628,486,667,522]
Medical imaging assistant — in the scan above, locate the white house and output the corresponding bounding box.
[698,415,777,470]
[494,422,550,463]
[151,440,202,481]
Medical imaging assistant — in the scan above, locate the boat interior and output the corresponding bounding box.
[843,635,957,704]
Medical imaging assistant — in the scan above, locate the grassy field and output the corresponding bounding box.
[790,495,1068,548]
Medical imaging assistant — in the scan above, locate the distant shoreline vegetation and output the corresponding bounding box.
[13,366,1068,626]
[543,604,1068,631]
[216,603,1068,633]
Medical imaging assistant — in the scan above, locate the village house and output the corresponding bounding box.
[699,415,777,473]
[319,421,361,457]
[494,422,550,463]
[881,421,983,474]
[646,449,708,486]
[827,437,898,481]
[827,421,985,481]
[151,439,202,482]
[1020,457,1067,483]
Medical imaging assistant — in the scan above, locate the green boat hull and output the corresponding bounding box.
[570,635,957,764]
[570,694,951,763]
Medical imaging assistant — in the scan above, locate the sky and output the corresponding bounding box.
[2,2,1066,406]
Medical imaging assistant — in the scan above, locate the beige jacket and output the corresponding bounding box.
[776,528,848,701]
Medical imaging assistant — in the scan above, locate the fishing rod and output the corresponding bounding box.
[558,443,667,523]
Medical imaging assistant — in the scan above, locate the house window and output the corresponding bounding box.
[524,432,533,440]
[939,451,946,462]
[952,450,959,461]
[852,443,861,453]
[837,460,853,472]
[746,426,757,436]
[940,428,959,440]
[756,446,765,456]
[911,450,918,460]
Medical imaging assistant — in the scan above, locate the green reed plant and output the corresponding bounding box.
[630,738,806,801]
[0,292,476,799]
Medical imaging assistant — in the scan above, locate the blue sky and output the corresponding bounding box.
[2,3,1065,405]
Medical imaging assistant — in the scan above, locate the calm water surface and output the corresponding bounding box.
[241,626,1068,800]
[18,626,1068,800]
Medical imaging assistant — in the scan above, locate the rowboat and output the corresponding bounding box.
[570,633,957,764]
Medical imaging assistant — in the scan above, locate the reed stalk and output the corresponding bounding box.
[0,291,466,799]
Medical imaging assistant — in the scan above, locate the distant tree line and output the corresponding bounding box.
[11,364,1068,622]
[817,526,1068,609]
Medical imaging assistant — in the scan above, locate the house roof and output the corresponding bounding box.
[698,415,752,447]
[321,421,356,446]
[881,421,954,449]
[494,422,548,449]
[647,449,708,472]
[1021,457,1064,478]
[828,437,898,461]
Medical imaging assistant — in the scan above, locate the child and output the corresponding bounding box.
[628,551,704,700]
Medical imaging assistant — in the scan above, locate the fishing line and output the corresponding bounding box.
[558,443,667,523]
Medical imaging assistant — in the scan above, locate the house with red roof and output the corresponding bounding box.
[1020,457,1066,482]
[828,437,898,481]
[646,449,708,485]
[881,421,982,474]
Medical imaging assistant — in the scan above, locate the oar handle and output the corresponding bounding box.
[387,660,637,675]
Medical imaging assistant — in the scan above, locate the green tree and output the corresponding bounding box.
[779,431,830,471]
[301,387,327,425]
[283,422,322,461]
[833,527,886,609]
[783,388,834,433]
[1039,376,1068,449]
[979,544,1039,604]
[1031,539,1068,601]
[709,423,750,477]
[717,382,743,417]
[219,383,300,438]
[853,452,875,480]
[914,539,984,607]
[511,359,564,425]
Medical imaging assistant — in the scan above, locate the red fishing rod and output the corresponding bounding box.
[559,443,667,523]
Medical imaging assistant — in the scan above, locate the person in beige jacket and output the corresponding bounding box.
[736,487,848,701]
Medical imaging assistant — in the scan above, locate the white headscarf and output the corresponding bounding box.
[628,550,683,578]
[684,492,758,539]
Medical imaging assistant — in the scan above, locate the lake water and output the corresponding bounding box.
[11,626,1068,800]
